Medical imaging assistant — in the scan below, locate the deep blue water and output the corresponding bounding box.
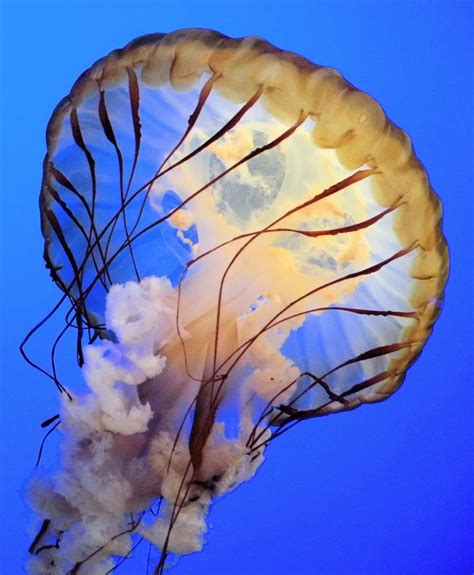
[1,2,472,574]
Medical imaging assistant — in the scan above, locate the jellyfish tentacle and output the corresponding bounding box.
[66,512,144,575]
[105,535,145,574]
[98,88,140,282]
[69,107,112,289]
[19,289,72,388]
[42,208,90,365]
[48,163,108,298]
[125,67,142,199]
[29,519,51,555]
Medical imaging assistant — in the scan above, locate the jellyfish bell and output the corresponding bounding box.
[28,28,448,573]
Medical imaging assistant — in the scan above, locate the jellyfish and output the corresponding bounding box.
[24,29,448,574]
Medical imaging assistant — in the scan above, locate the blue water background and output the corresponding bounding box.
[1,2,472,574]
